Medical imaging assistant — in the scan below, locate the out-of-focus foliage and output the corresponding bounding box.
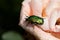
[2,31,24,40]
[0,0,25,40]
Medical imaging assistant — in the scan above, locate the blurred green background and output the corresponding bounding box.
[0,0,25,40]
[0,0,36,40]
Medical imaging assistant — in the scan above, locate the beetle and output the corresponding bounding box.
[25,15,44,25]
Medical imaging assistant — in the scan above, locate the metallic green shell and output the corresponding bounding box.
[26,15,44,25]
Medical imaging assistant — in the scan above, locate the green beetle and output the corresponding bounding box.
[26,15,44,25]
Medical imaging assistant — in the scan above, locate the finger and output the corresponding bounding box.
[49,10,60,32]
[19,0,31,27]
[34,25,48,36]
[33,25,59,40]
[31,0,42,17]
[33,25,49,40]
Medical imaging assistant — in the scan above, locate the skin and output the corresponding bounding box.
[19,0,60,40]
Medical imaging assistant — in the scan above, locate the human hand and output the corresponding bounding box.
[19,0,60,40]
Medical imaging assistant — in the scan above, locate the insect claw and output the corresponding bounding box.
[25,14,29,17]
